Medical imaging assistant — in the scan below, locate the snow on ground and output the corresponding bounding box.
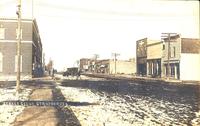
[191,111,200,125]
[57,75,200,126]
[0,85,32,126]
[58,86,161,126]
[58,86,111,126]
[61,75,106,81]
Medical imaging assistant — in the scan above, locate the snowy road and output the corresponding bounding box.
[0,82,32,126]
[57,76,200,126]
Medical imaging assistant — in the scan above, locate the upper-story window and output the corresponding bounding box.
[0,28,5,39]
[16,29,23,39]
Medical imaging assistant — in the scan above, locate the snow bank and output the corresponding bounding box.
[0,86,32,126]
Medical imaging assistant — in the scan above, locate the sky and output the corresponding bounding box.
[0,0,199,71]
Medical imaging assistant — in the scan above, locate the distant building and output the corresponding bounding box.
[109,59,136,75]
[0,18,43,80]
[80,58,136,75]
[162,34,200,81]
[95,59,136,75]
[95,59,110,74]
[80,58,106,73]
[79,58,91,72]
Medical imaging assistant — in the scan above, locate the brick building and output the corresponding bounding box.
[0,18,43,80]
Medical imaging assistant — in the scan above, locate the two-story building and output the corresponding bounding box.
[162,34,181,79]
[0,18,43,80]
[162,35,200,81]
[137,35,200,81]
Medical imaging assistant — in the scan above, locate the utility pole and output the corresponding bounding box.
[93,54,99,73]
[167,34,171,80]
[112,53,120,75]
[161,33,177,80]
[16,0,22,93]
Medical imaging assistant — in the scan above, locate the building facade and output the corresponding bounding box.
[95,59,136,75]
[79,58,91,72]
[136,38,147,76]
[109,60,136,75]
[180,38,200,81]
[80,58,136,75]
[147,40,163,77]
[0,18,43,80]
[136,35,200,81]
[162,34,181,79]
[95,59,110,74]
[162,35,200,81]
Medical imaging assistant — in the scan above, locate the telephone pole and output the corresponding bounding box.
[16,0,22,93]
[112,53,120,75]
[93,54,99,73]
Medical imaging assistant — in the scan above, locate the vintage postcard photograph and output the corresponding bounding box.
[0,0,200,126]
